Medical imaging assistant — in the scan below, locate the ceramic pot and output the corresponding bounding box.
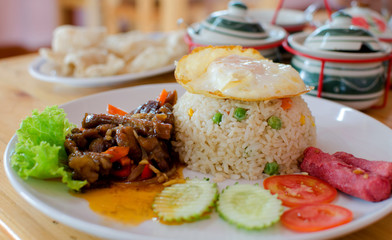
[287,12,392,110]
[291,55,386,109]
[304,12,382,52]
[186,1,287,60]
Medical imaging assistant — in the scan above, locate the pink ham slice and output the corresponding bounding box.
[301,147,391,202]
[333,151,392,184]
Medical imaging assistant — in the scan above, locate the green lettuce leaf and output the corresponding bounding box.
[11,106,87,191]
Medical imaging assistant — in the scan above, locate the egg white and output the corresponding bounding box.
[175,46,311,101]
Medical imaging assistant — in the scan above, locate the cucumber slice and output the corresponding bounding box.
[153,178,218,222]
[217,184,283,230]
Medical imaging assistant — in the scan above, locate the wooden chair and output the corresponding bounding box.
[56,0,281,34]
[57,0,102,26]
[101,0,189,33]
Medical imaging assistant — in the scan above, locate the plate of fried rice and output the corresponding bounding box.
[4,82,392,240]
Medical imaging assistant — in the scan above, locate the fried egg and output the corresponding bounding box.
[175,46,311,101]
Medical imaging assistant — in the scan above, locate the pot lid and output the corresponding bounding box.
[187,1,274,46]
[342,2,392,41]
[304,11,383,52]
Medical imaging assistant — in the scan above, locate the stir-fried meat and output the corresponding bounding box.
[115,126,142,161]
[82,113,173,140]
[131,112,165,122]
[137,136,171,171]
[89,137,111,152]
[96,123,117,135]
[67,127,112,151]
[130,90,177,114]
[159,103,175,125]
[68,152,112,184]
[165,90,177,106]
[131,100,160,114]
[82,113,120,127]
[131,104,174,123]
[80,128,102,138]
[65,90,178,189]
[131,90,177,114]
[67,132,89,150]
[64,138,80,155]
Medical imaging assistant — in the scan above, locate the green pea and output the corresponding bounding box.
[267,116,282,130]
[263,162,279,175]
[234,107,247,121]
[244,146,251,157]
[212,112,223,125]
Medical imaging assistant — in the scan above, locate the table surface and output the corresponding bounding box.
[1,54,392,240]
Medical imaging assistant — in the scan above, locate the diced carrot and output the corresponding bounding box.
[157,89,168,106]
[119,156,131,166]
[107,104,128,116]
[103,146,130,162]
[140,164,154,179]
[281,98,293,110]
[111,157,132,178]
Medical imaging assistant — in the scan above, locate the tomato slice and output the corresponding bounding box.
[263,174,337,207]
[281,204,353,232]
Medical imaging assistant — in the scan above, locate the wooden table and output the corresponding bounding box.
[1,54,392,240]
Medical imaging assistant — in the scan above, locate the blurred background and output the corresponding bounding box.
[0,0,390,59]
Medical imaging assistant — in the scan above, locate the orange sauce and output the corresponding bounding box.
[72,166,185,225]
[73,184,163,225]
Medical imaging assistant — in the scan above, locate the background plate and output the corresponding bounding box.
[29,57,175,87]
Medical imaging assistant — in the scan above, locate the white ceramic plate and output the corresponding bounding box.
[28,57,175,87]
[4,83,392,240]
